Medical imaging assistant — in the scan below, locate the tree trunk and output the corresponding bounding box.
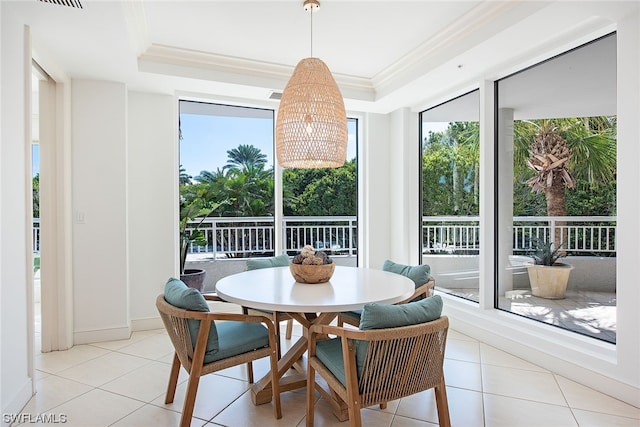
[545,173,568,250]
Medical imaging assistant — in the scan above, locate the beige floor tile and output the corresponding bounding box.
[116,333,175,360]
[100,360,188,402]
[396,386,484,427]
[111,403,206,427]
[443,358,482,392]
[555,375,640,419]
[444,338,481,363]
[572,408,640,426]
[89,329,160,351]
[483,393,578,427]
[40,388,144,427]
[482,364,567,406]
[213,386,307,427]
[35,345,110,374]
[478,343,549,372]
[56,351,150,387]
[301,393,396,427]
[390,415,438,426]
[150,372,249,421]
[447,329,479,342]
[21,375,92,414]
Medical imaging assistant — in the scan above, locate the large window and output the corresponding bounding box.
[420,90,480,302]
[282,118,358,260]
[496,34,617,343]
[179,101,358,265]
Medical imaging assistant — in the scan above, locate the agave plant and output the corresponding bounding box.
[528,238,566,266]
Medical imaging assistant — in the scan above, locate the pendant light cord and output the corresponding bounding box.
[310,5,313,58]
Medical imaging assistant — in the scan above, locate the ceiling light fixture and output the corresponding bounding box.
[275,0,347,169]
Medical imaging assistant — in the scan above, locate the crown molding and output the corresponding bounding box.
[138,44,376,101]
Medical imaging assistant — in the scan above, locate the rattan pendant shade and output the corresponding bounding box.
[276,58,347,169]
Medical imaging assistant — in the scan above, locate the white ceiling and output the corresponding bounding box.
[9,0,638,113]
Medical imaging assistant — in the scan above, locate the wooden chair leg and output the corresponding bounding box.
[285,319,293,339]
[165,353,181,404]
[306,364,316,427]
[269,346,282,419]
[379,402,387,410]
[247,361,254,384]
[434,379,451,427]
[180,373,202,427]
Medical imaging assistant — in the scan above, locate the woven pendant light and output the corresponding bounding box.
[276,0,347,169]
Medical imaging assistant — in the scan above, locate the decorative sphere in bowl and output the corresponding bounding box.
[289,262,335,284]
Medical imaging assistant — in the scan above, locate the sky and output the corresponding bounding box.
[179,113,358,179]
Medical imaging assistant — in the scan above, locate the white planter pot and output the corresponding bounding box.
[526,263,574,299]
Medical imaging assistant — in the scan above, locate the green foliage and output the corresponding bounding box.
[32,174,40,218]
[283,160,356,216]
[422,122,479,216]
[528,238,566,266]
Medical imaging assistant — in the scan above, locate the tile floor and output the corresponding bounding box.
[21,300,639,427]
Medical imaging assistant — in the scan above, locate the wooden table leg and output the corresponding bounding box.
[249,312,337,405]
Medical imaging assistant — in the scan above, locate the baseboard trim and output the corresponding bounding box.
[2,378,33,427]
[131,316,163,331]
[73,325,131,345]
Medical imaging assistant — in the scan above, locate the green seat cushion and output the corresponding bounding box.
[246,254,290,270]
[359,295,443,330]
[315,337,366,386]
[164,278,218,359]
[206,321,269,363]
[382,259,431,287]
[383,259,431,301]
[339,309,362,322]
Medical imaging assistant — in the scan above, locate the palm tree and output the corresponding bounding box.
[224,144,267,172]
[515,117,616,247]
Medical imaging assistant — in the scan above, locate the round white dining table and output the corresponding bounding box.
[215,265,415,313]
[214,265,415,409]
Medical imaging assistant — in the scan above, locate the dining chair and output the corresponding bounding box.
[157,278,282,427]
[337,259,435,328]
[245,254,294,358]
[306,297,450,427]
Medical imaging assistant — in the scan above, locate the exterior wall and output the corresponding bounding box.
[424,255,616,292]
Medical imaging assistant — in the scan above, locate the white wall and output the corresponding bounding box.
[127,92,177,329]
[0,9,33,421]
[71,80,130,344]
[361,113,390,268]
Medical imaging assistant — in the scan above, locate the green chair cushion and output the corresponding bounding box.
[206,320,269,363]
[382,259,431,287]
[340,309,362,322]
[246,254,290,270]
[359,295,443,330]
[383,259,432,302]
[164,278,218,358]
[315,337,367,386]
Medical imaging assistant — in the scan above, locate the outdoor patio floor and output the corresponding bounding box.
[444,288,617,344]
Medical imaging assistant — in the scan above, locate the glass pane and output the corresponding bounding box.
[420,91,480,302]
[282,118,358,266]
[496,34,617,344]
[178,101,275,260]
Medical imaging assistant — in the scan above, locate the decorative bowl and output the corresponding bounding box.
[289,262,335,284]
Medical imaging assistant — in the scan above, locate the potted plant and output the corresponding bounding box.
[179,195,223,291]
[526,238,574,299]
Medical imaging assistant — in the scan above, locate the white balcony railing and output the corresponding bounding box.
[31,216,616,257]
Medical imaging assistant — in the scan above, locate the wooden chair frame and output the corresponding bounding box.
[244,308,293,359]
[156,294,282,427]
[306,316,450,427]
[337,277,436,328]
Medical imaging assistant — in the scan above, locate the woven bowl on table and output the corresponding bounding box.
[289,262,335,284]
